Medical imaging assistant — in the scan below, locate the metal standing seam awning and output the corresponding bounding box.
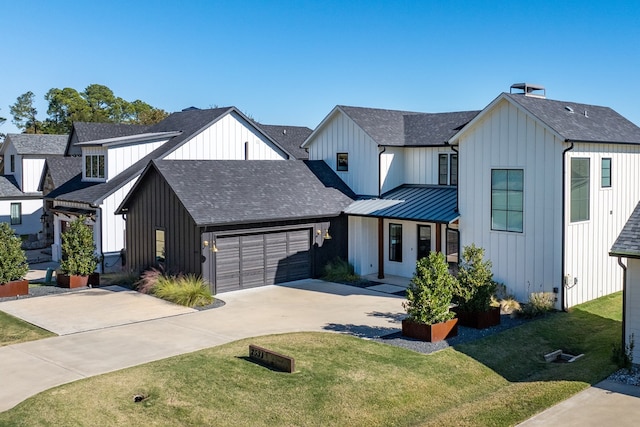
[344,185,459,223]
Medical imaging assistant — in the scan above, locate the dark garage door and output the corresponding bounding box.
[215,229,311,293]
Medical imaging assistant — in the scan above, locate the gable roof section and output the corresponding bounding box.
[38,155,83,192]
[450,93,640,144]
[303,105,479,148]
[66,122,150,155]
[610,202,640,258]
[256,123,312,159]
[48,107,297,205]
[117,160,354,227]
[0,175,23,198]
[1,134,68,156]
[345,185,459,223]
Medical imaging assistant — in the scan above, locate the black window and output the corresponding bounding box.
[446,228,459,264]
[571,158,590,222]
[601,158,611,188]
[417,225,431,259]
[155,228,166,263]
[10,203,21,225]
[438,154,448,185]
[10,155,15,173]
[336,153,348,171]
[491,169,524,232]
[450,154,458,186]
[389,223,402,262]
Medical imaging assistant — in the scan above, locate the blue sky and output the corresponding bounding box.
[1,0,639,134]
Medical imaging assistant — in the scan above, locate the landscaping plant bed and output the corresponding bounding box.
[452,306,501,329]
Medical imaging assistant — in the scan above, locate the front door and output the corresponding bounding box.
[417,225,431,260]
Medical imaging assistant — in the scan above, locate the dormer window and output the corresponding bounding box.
[85,154,105,179]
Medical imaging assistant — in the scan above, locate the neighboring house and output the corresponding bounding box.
[0,133,67,235]
[46,107,308,272]
[609,201,640,363]
[301,105,479,279]
[451,85,640,308]
[303,85,640,308]
[116,160,354,293]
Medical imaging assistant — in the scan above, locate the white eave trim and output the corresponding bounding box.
[75,131,183,147]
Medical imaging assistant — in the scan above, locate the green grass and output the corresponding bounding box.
[0,293,622,426]
[0,311,55,346]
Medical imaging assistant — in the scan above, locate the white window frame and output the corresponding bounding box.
[84,154,106,180]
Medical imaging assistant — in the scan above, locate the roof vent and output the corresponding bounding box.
[565,106,574,113]
[510,83,546,99]
[283,129,287,135]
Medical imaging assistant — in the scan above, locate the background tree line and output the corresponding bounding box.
[7,84,168,136]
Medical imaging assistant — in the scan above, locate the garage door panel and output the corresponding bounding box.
[215,229,311,293]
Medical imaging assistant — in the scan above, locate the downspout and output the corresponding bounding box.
[378,146,386,198]
[377,145,386,279]
[561,142,574,311]
[617,257,628,351]
[450,144,459,213]
[97,206,105,274]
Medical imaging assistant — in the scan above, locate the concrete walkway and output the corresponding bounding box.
[518,379,640,426]
[0,279,404,412]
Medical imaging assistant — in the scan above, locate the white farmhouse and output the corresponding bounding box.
[304,84,640,308]
[0,134,67,236]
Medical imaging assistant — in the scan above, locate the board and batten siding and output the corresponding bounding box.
[380,147,405,194]
[0,198,42,235]
[626,258,640,362]
[403,147,458,186]
[22,158,46,193]
[306,111,381,197]
[564,145,640,306]
[101,177,139,256]
[164,112,287,161]
[457,98,564,304]
[124,168,200,276]
[106,140,168,179]
[348,216,378,276]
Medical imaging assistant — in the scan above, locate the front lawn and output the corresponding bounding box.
[0,311,55,346]
[0,293,622,426]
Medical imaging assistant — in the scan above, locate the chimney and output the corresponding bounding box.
[510,83,546,99]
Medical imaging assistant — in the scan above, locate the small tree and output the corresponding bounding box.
[60,216,98,276]
[0,223,29,283]
[403,252,457,325]
[454,244,496,312]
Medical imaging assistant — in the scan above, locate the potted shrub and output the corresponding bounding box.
[452,244,500,329]
[57,216,99,288]
[0,223,29,297]
[402,252,458,342]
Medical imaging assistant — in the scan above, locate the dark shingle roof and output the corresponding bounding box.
[610,202,640,258]
[47,107,235,203]
[505,93,640,144]
[40,156,83,190]
[0,175,23,198]
[74,122,150,142]
[3,134,68,155]
[345,185,458,223]
[338,106,479,146]
[128,160,354,226]
[256,124,312,159]
[66,123,151,155]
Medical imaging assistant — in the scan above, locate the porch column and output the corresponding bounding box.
[435,224,441,253]
[377,218,384,279]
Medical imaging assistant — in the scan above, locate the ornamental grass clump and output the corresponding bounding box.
[0,223,29,284]
[454,244,497,312]
[323,257,360,283]
[403,252,457,325]
[152,274,213,308]
[519,291,556,318]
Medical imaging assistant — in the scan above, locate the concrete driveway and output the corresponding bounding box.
[0,286,196,335]
[0,279,404,412]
